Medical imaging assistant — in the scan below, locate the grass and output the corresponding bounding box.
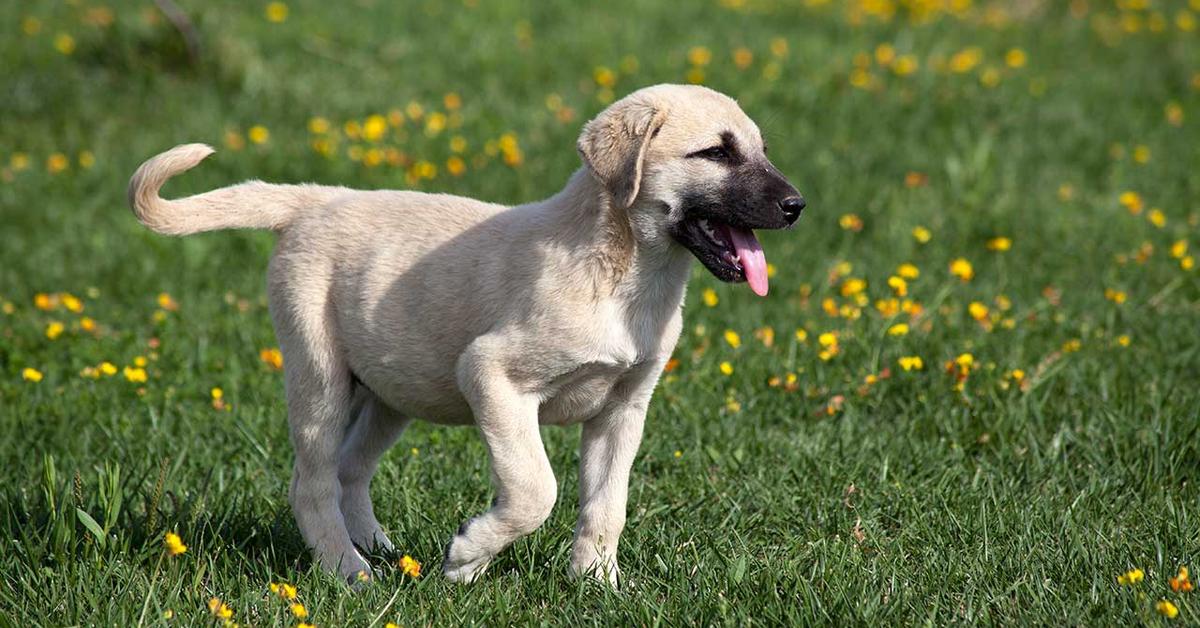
[2,0,1199,624]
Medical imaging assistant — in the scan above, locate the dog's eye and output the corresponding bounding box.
[689,146,730,161]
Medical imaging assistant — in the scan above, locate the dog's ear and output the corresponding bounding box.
[577,99,667,208]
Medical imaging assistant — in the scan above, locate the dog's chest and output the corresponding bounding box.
[538,360,636,426]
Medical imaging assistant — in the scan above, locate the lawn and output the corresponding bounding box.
[2,0,1199,624]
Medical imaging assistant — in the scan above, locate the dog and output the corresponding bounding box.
[128,84,804,585]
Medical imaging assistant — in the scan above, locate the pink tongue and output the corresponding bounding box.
[725,226,769,296]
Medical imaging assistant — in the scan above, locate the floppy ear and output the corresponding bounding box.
[577,99,667,208]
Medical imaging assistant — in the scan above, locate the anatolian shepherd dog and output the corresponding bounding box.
[128,84,805,585]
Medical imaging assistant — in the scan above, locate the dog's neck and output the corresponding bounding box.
[544,169,692,304]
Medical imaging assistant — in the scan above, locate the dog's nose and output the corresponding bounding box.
[780,196,805,224]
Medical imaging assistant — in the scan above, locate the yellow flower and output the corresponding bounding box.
[157,292,179,311]
[897,263,919,279]
[818,332,837,348]
[443,92,462,110]
[1119,191,1144,214]
[449,136,468,153]
[1156,600,1179,618]
[979,68,1001,88]
[22,367,44,383]
[949,258,974,282]
[702,288,718,307]
[887,276,908,297]
[61,293,83,313]
[46,321,65,340]
[968,302,989,321]
[887,323,909,336]
[986,237,1011,252]
[99,362,117,376]
[1062,339,1082,353]
[1133,145,1151,164]
[270,582,298,600]
[723,330,741,348]
[1183,256,1195,271]
[248,125,270,145]
[1010,369,1025,382]
[307,117,330,134]
[207,597,233,620]
[838,214,863,231]
[769,37,788,58]
[446,156,466,177]
[400,554,422,578]
[892,55,918,76]
[290,603,308,618]
[78,151,95,169]
[298,624,315,628]
[732,47,753,69]
[687,46,712,66]
[47,153,69,174]
[840,278,866,297]
[22,16,42,36]
[949,47,982,73]
[1004,48,1027,68]
[1170,240,1188,259]
[425,112,447,135]
[912,226,932,244]
[54,33,76,55]
[1105,288,1127,304]
[265,2,289,22]
[123,366,147,383]
[164,532,187,556]
[1117,334,1131,347]
[259,348,284,370]
[1148,208,1166,228]
[719,361,733,376]
[898,356,923,371]
[673,450,683,458]
[794,329,808,342]
[874,43,896,66]
[593,66,616,88]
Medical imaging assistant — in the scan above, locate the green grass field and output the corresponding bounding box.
[3,0,1200,624]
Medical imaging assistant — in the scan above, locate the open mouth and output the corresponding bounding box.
[679,217,770,296]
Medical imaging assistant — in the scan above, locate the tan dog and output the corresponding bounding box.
[128,84,804,585]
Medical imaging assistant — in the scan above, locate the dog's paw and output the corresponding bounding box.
[442,533,493,583]
[570,556,621,587]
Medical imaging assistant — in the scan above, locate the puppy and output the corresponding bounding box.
[128,84,804,585]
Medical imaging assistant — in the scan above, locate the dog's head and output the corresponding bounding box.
[578,84,804,296]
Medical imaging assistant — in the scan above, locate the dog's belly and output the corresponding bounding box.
[538,362,631,426]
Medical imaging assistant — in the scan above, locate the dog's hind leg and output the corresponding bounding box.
[338,387,410,553]
[272,274,371,582]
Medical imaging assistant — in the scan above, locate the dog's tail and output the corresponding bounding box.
[128,143,338,236]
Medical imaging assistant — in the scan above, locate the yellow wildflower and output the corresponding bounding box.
[702,288,718,307]
[47,153,69,174]
[307,117,330,134]
[874,43,896,66]
[400,554,422,578]
[99,362,117,376]
[1170,240,1188,259]
[1133,145,1151,164]
[265,2,289,22]
[888,323,909,336]
[1148,208,1166,228]
[290,603,308,618]
[593,66,616,88]
[949,258,974,281]
[260,348,284,370]
[207,598,233,620]
[1170,565,1193,592]
[897,263,919,279]
[54,33,76,55]
[46,321,64,340]
[446,156,466,177]
[887,276,908,297]
[968,302,989,321]
[794,329,808,342]
[164,532,187,556]
[892,55,918,76]
[1010,369,1025,382]
[1118,334,1131,347]
[248,125,270,145]
[1156,600,1179,619]
[1062,339,1082,353]
[1117,569,1145,585]
[912,226,932,244]
[898,356,923,371]
[157,292,179,311]
[723,330,741,348]
[1005,48,1027,68]
[1119,191,1144,215]
[124,367,147,383]
[733,47,753,69]
[687,46,712,66]
[719,361,733,376]
[986,237,1011,251]
[61,293,83,313]
[22,367,44,383]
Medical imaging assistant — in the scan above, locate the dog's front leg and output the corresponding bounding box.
[571,402,647,586]
[444,339,556,583]
[571,362,663,586]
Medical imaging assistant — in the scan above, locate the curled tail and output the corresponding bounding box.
[128,143,338,236]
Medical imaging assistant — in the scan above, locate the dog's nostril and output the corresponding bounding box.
[779,196,805,223]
